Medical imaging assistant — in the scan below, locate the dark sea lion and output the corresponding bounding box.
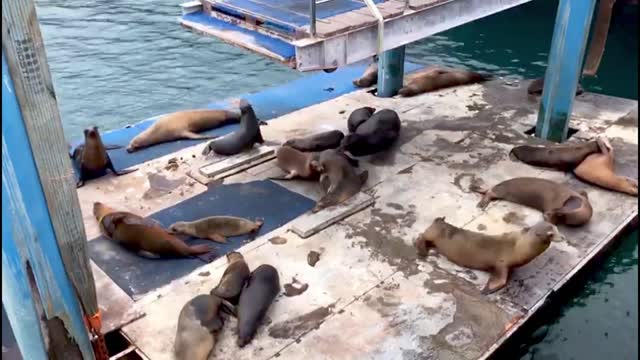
[398,67,490,97]
[126,109,241,152]
[168,216,264,243]
[573,137,638,196]
[510,140,600,171]
[202,100,264,156]
[73,126,136,187]
[236,264,280,347]
[283,130,345,152]
[527,77,584,96]
[347,106,376,133]
[269,146,321,181]
[353,60,378,88]
[311,149,368,213]
[414,217,556,294]
[93,202,212,258]
[174,294,225,360]
[211,252,251,305]
[470,177,593,226]
[341,109,401,157]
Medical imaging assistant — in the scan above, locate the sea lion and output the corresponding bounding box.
[510,140,600,171]
[168,216,264,243]
[269,146,321,181]
[174,294,225,360]
[93,202,212,258]
[353,59,378,88]
[236,264,280,347]
[311,149,368,213]
[341,109,401,156]
[72,126,136,187]
[398,67,490,97]
[126,109,241,152]
[202,100,264,156]
[414,217,556,294]
[211,252,251,305]
[470,177,593,226]
[527,77,584,96]
[283,130,345,152]
[573,137,638,196]
[347,106,376,133]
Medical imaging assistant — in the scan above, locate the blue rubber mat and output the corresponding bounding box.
[88,180,315,298]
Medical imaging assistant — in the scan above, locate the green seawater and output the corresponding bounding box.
[25,0,638,358]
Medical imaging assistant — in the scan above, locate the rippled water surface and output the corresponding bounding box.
[7,0,639,358]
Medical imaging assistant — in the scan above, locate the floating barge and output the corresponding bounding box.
[73,66,637,359]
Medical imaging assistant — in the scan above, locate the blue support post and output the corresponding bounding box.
[535,0,597,142]
[377,46,406,98]
[2,53,96,359]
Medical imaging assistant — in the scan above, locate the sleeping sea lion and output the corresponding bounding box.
[353,59,378,88]
[168,216,264,243]
[398,67,490,97]
[236,264,280,347]
[341,109,401,157]
[527,77,584,96]
[283,130,345,152]
[510,140,600,171]
[470,177,593,226]
[72,126,136,187]
[269,146,321,181]
[347,106,376,133]
[174,294,225,360]
[414,217,556,294]
[202,100,264,156]
[126,109,241,152]
[93,202,213,259]
[311,149,368,213]
[211,252,251,305]
[573,137,638,196]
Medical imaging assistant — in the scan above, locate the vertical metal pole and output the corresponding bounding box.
[377,46,405,98]
[535,0,597,142]
[310,0,317,36]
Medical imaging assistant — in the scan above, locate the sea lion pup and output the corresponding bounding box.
[341,109,401,157]
[269,146,321,181]
[211,252,251,305]
[397,67,490,97]
[347,106,376,133]
[414,217,556,294]
[236,264,280,347]
[510,140,600,171]
[353,58,378,88]
[527,77,584,96]
[470,177,593,226]
[311,149,368,213]
[202,99,264,156]
[126,109,241,152]
[73,126,136,187]
[168,216,264,243]
[93,202,212,258]
[573,137,638,196]
[283,130,345,152]
[174,294,225,360]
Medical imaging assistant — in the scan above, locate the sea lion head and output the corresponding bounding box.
[414,217,447,257]
[524,220,556,252]
[226,251,244,263]
[126,135,144,153]
[83,126,100,140]
[168,221,188,234]
[92,202,114,222]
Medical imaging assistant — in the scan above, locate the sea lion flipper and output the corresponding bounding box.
[220,299,238,318]
[76,179,85,188]
[182,131,218,140]
[207,233,227,243]
[104,144,122,150]
[482,266,509,295]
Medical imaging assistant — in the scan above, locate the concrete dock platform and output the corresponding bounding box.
[78,74,638,359]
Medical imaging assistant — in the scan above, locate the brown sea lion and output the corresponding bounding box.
[211,252,251,305]
[311,149,368,213]
[527,77,584,96]
[398,67,490,97]
[174,294,225,360]
[573,137,638,196]
[202,100,264,156]
[126,109,241,152]
[414,217,556,294]
[353,59,378,88]
[236,264,280,347]
[168,216,264,243]
[470,177,593,226]
[72,126,136,187]
[269,146,321,181]
[347,106,376,133]
[93,202,212,258]
[509,140,600,171]
[283,130,345,152]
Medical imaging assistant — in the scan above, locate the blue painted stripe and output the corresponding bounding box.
[69,61,424,172]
